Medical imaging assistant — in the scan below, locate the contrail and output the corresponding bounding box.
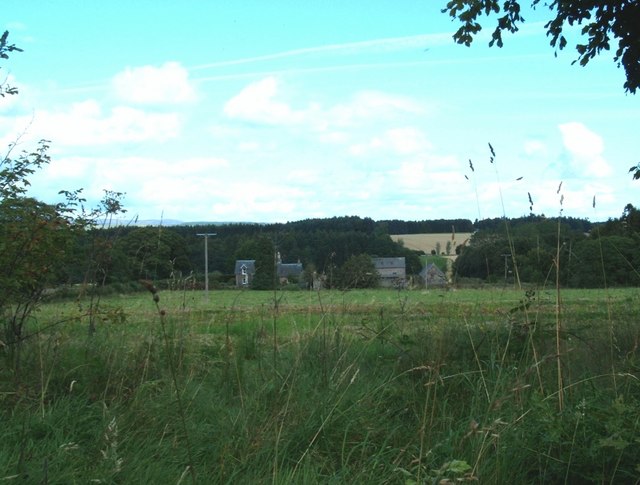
[189,33,452,71]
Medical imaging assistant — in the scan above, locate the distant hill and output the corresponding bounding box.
[136,219,184,226]
[109,219,257,227]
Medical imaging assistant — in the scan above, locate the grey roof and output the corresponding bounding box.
[277,262,303,277]
[234,260,256,274]
[420,262,441,274]
[420,263,447,281]
[372,257,406,269]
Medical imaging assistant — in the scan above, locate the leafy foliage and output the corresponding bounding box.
[235,234,276,289]
[0,141,87,374]
[0,33,123,371]
[455,207,640,287]
[442,0,640,93]
[0,30,22,97]
[456,217,577,283]
[0,33,50,361]
[336,254,380,289]
[114,226,191,281]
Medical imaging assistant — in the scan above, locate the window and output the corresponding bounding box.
[241,264,248,285]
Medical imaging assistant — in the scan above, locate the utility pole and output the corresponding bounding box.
[501,253,511,285]
[197,233,216,300]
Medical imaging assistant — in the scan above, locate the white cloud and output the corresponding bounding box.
[386,127,431,154]
[224,76,302,125]
[211,181,307,219]
[396,161,427,189]
[328,91,423,129]
[97,156,227,182]
[177,156,229,174]
[349,137,384,156]
[112,62,197,104]
[349,127,430,156]
[529,180,610,214]
[41,156,91,179]
[560,122,603,156]
[523,139,547,156]
[237,141,261,152]
[286,168,320,185]
[139,177,212,206]
[393,156,460,191]
[318,131,349,144]
[223,78,426,134]
[14,100,183,146]
[559,122,612,178]
[30,155,229,211]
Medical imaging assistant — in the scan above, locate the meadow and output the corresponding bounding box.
[1,286,639,484]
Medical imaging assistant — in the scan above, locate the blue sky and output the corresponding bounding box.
[2,1,638,224]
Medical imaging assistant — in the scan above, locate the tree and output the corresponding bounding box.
[235,235,276,290]
[0,140,87,376]
[568,235,640,287]
[78,191,130,286]
[0,31,22,97]
[0,180,80,303]
[117,227,191,281]
[301,262,317,289]
[442,1,640,94]
[337,254,379,289]
[0,32,128,373]
[453,218,589,284]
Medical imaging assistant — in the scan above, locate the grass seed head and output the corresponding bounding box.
[139,279,158,294]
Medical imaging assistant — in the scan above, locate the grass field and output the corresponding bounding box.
[2,286,639,483]
[390,233,473,257]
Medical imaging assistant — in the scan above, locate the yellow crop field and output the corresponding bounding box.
[390,233,474,257]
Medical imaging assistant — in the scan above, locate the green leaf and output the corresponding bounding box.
[598,436,629,451]
[440,459,472,475]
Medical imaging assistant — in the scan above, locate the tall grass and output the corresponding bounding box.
[1,287,639,483]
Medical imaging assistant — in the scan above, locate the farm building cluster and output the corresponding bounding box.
[234,255,448,289]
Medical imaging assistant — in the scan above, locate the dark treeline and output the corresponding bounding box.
[474,214,593,233]
[454,204,640,287]
[59,208,640,290]
[69,216,440,288]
